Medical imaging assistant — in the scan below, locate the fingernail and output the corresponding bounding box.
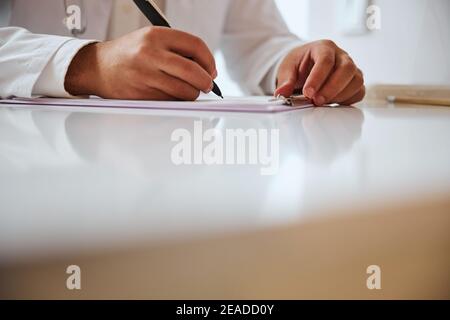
[314,95,326,106]
[304,87,315,98]
[212,69,218,79]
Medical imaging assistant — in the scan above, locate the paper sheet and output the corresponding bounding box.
[0,96,313,113]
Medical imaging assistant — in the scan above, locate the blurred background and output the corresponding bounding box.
[216,0,450,96]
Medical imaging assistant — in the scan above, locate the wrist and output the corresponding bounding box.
[65,42,101,96]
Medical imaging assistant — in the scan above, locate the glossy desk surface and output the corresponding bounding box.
[0,98,449,298]
[0,98,449,259]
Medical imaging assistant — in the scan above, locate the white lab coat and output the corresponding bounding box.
[0,0,303,98]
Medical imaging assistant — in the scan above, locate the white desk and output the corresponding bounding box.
[0,99,449,299]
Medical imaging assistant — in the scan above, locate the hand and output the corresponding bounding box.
[275,40,365,106]
[65,27,217,100]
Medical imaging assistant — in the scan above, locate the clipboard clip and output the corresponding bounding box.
[269,95,312,107]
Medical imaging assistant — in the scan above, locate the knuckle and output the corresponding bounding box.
[145,26,171,44]
[143,26,159,39]
[189,35,204,50]
[196,36,207,49]
[319,39,336,48]
[341,59,357,73]
[321,54,335,66]
[135,42,150,59]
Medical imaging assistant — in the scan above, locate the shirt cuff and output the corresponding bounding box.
[32,38,98,98]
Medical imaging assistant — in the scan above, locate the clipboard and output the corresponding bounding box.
[0,95,314,113]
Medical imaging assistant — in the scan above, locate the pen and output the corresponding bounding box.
[133,0,224,99]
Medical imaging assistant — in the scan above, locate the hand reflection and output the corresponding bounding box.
[291,107,364,164]
[65,112,220,173]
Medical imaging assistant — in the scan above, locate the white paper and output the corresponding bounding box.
[0,96,314,113]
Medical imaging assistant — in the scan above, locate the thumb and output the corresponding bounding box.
[274,55,298,97]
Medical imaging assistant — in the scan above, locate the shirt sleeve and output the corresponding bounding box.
[221,0,304,95]
[0,26,96,98]
[32,38,98,98]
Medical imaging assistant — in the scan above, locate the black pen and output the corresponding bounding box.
[133,0,224,99]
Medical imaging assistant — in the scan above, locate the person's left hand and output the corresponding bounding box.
[275,40,365,106]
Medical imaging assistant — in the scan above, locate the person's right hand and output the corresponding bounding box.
[65,26,217,100]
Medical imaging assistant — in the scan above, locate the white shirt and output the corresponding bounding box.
[34,0,155,97]
[108,0,155,39]
[0,0,303,98]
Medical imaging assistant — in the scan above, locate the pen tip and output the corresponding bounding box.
[212,82,223,99]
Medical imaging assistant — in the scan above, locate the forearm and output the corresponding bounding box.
[64,42,100,96]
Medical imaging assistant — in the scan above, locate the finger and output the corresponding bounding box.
[297,52,313,96]
[314,55,357,105]
[274,52,300,97]
[148,71,201,101]
[158,28,217,76]
[134,87,177,101]
[275,51,313,98]
[158,52,213,93]
[333,69,364,103]
[341,86,366,106]
[302,47,335,100]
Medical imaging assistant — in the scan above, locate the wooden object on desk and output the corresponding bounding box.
[387,96,450,107]
[367,85,450,102]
